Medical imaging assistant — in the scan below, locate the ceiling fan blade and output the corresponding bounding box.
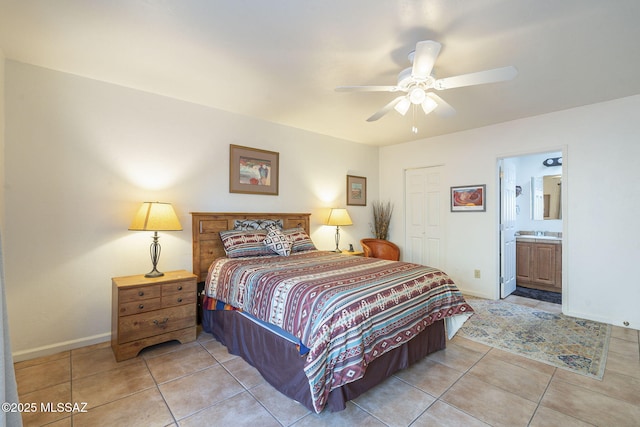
[435,66,518,90]
[335,85,400,92]
[411,40,441,80]
[366,96,405,122]
[426,92,456,117]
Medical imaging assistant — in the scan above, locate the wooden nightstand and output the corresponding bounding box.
[341,250,364,256]
[111,270,197,362]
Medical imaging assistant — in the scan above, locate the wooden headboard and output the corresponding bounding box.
[191,212,311,282]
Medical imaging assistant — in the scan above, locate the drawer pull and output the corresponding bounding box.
[138,304,144,309]
[178,285,183,291]
[177,298,183,303]
[138,291,144,297]
[153,318,169,329]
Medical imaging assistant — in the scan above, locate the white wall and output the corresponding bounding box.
[380,95,640,329]
[4,61,379,360]
[0,51,4,231]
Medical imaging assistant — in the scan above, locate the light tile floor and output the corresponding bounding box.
[13,295,640,426]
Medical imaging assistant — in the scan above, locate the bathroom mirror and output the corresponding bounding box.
[531,175,562,220]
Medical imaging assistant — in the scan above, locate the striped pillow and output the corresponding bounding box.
[219,229,273,258]
[282,228,317,252]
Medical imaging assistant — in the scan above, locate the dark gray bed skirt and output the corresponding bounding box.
[202,308,446,412]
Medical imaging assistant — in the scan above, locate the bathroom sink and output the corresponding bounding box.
[516,235,561,241]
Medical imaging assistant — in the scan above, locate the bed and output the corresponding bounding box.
[192,212,473,413]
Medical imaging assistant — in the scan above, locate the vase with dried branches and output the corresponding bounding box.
[371,201,393,240]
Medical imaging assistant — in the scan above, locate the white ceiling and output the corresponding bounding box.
[1,0,640,146]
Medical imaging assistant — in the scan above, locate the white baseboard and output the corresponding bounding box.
[12,332,111,362]
[562,309,612,327]
[461,289,495,300]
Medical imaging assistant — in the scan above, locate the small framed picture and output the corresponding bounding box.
[229,144,279,195]
[346,175,367,206]
[451,185,486,212]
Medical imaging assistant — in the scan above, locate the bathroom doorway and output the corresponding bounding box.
[499,149,564,304]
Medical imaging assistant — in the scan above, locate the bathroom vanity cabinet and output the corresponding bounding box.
[516,239,562,292]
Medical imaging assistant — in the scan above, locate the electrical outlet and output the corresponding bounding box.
[474,269,481,279]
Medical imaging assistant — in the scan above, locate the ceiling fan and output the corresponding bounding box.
[336,40,518,122]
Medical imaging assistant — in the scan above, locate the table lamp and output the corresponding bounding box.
[326,208,353,252]
[129,201,182,278]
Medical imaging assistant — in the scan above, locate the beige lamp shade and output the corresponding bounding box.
[326,208,353,226]
[129,202,183,231]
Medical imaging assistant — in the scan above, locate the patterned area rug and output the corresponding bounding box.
[458,299,610,379]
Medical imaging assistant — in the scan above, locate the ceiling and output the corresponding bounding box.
[1,0,640,146]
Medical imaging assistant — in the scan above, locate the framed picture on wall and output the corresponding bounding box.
[229,144,279,195]
[451,184,486,212]
[346,175,367,206]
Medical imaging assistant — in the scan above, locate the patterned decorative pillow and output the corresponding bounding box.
[282,228,317,252]
[219,229,273,258]
[233,219,284,230]
[264,225,292,256]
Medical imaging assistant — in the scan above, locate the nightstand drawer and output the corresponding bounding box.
[161,280,197,295]
[118,298,161,316]
[162,292,196,308]
[117,304,195,344]
[119,285,161,303]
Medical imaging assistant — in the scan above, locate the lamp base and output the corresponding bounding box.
[145,268,164,278]
[333,225,342,253]
[145,232,164,278]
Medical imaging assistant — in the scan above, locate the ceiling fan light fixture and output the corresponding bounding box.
[421,97,438,115]
[408,87,426,104]
[394,97,411,115]
[337,40,515,122]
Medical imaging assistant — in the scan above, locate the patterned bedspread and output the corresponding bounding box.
[205,250,473,413]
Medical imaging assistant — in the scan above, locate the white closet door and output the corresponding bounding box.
[404,166,444,268]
